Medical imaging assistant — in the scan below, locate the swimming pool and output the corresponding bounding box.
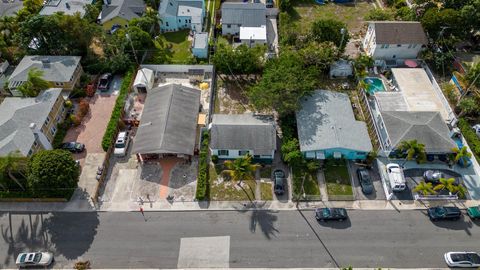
[364,77,386,94]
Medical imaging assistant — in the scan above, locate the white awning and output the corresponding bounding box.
[315,151,325,160]
[333,152,342,159]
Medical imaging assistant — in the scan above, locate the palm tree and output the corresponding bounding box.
[452,184,467,199]
[413,181,435,195]
[222,155,260,185]
[17,68,51,97]
[397,139,427,164]
[452,146,472,167]
[433,177,457,193]
[0,152,28,191]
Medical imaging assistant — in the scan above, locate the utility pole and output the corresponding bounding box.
[125,33,148,87]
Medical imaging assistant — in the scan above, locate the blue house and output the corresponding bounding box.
[158,0,205,33]
[192,32,208,59]
[296,90,373,160]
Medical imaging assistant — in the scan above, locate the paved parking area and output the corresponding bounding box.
[0,0,23,17]
[349,161,386,200]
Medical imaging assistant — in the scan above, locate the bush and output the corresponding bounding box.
[458,118,480,160]
[70,88,87,98]
[211,155,219,164]
[196,131,209,200]
[101,68,135,151]
[52,117,72,149]
[79,99,90,117]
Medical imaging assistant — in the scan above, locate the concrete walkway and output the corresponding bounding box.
[316,170,328,202]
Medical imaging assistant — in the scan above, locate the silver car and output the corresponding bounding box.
[16,252,53,267]
[444,252,480,268]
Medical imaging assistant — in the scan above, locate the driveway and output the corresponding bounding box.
[349,161,386,200]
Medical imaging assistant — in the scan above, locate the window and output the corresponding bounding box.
[55,82,64,86]
[166,22,169,26]
[62,106,65,113]
[238,150,249,156]
[408,44,412,49]
[227,24,231,28]
[28,149,33,156]
[50,126,57,135]
[56,115,61,123]
[254,155,260,159]
[45,116,50,125]
[33,140,38,147]
[189,19,191,23]
[381,44,389,49]
[397,44,401,47]
[185,19,188,23]
[356,152,365,156]
[218,150,229,156]
[179,19,181,22]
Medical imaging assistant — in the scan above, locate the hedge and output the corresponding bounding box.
[458,118,480,160]
[101,68,135,151]
[196,131,210,200]
[52,115,73,149]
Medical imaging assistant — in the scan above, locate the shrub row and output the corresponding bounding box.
[196,131,210,201]
[52,114,73,149]
[101,68,135,151]
[458,118,480,160]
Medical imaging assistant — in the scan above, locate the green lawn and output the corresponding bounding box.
[156,29,192,63]
[324,160,353,196]
[209,164,256,201]
[260,182,273,200]
[292,166,320,198]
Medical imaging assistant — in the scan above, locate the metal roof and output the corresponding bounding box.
[221,2,266,27]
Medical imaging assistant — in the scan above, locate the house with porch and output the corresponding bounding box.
[296,90,373,160]
[159,0,205,33]
[362,21,428,60]
[209,114,277,162]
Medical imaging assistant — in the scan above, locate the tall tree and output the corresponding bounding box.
[310,19,350,51]
[222,155,260,185]
[298,41,339,73]
[212,42,266,75]
[413,181,435,195]
[397,139,427,164]
[452,146,472,167]
[433,177,457,193]
[0,151,28,191]
[16,68,50,97]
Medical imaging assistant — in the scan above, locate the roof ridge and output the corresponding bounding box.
[159,84,176,149]
[384,111,414,146]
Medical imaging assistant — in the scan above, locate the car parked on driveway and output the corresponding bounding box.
[427,206,461,221]
[61,142,85,153]
[444,252,480,268]
[16,252,53,267]
[315,208,348,221]
[97,73,112,91]
[467,205,480,220]
[114,131,129,157]
[423,170,444,183]
[357,168,374,194]
[266,0,274,8]
[273,169,286,195]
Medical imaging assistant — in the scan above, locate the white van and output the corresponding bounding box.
[114,131,129,157]
[386,163,406,192]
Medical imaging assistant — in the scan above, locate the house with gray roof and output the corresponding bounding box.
[221,3,266,36]
[132,84,201,159]
[296,90,373,160]
[209,114,277,162]
[0,88,66,157]
[39,0,93,17]
[8,55,83,97]
[159,0,205,33]
[98,0,145,32]
[362,21,427,60]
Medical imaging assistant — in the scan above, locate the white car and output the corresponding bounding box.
[114,131,129,157]
[444,252,480,268]
[16,252,53,267]
[386,163,406,191]
[473,124,480,138]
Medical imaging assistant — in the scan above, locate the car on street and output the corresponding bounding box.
[356,168,374,194]
[61,141,85,153]
[113,131,129,157]
[423,170,444,183]
[16,252,53,267]
[97,73,112,91]
[467,205,480,220]
[444,252,480,268]
[315,208,348,221]
[427,206,461,221]
[273,169,286,195]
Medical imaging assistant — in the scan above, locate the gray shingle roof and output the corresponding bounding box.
[0,88,62,156]
[9,55,81,88]
[99,0,145,24]
[371,21,428,45]
[132,84,200,156]
[221,2,266,27]
[210,114,276,156]
[296,90,373,153]
[39,0,94,17]
[381,111,457,153]
[159,0,203,18]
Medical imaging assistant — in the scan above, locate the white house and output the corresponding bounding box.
[221,3,266,36]
[240,26,267,46]
[209,114,276,162]
[362,21,428,60]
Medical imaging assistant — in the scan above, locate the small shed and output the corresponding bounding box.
[329,59,353,79]
[192,32,209,59]
[133,68,154,93]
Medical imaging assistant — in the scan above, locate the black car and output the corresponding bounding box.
[266,0,274,8]
[273,169,286,195]
[427,206,461,221]
[61,142,85,153]
[97,73,112,91]
[357,168,374,194]
[315,208,348,221]
[423,170,444,183]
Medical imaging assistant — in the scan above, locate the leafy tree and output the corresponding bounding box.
[222,155,260,185]
[278,12,299,46]
[83,4,100,23]
[16,68,50,97]
[395,6,417,20]
[310,19,350,51]
[27,150,80,198]
[433,177,456,193]
[452,146,472,167]
[413,181,435,195]
[279,0,292,11]
[465,62,480,88]
[299,41,339,73]
[212,42,265,74]
[364,8,395,21]
[248,51,318,115]
[281,138,305,167]
[458,97,479,117]
[130,14,158,33]
[421,8,463,39]
[0,152,28,191]
[354,54,374,78]
[397,139,427,164]
[0,16,17,45]
[116,26,154,55]
[15,0,43,22]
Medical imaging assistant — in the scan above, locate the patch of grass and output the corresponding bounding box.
[209,164,256,201]
[260,182,273,200]
[324,160,353,196]
[260,166,272,178]
[157,29,192,63]
[292,166,320,196]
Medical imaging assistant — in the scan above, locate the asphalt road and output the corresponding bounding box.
[1,209,479,269]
